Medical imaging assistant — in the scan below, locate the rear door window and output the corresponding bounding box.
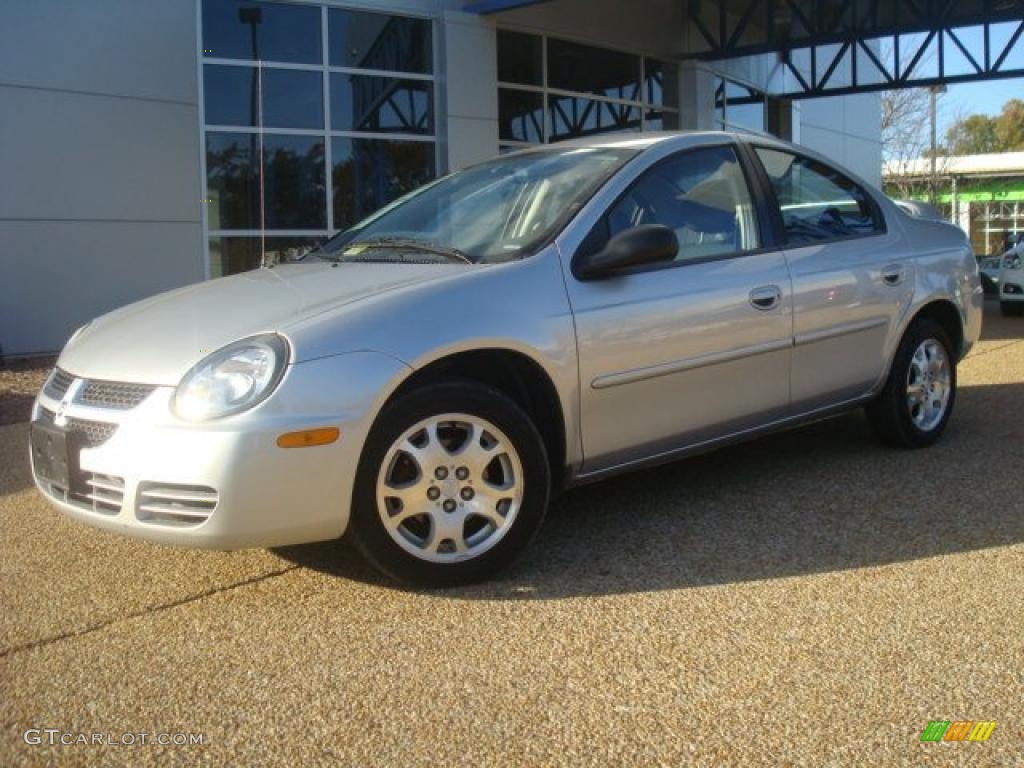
[753,147,882,245]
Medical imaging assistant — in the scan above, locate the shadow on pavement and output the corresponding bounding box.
[278,380,1024,598]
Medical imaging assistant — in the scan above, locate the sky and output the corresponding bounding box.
[937,79,1024,133]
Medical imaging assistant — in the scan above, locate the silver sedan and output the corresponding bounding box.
[31,132,983,585]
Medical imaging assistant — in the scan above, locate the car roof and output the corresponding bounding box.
[549,129,788,151]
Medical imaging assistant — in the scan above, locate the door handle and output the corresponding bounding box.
[882,264,906,286]
[749,285,782,311]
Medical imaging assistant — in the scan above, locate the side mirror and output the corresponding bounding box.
[574,224,678,280]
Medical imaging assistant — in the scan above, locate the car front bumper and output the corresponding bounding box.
[1000,274,1023,302]
[31,351,409,549]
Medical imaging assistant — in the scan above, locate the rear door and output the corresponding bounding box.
[562,142,794,474]
[750,145,913,412]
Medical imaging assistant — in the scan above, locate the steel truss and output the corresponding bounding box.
[688,0,1024,96]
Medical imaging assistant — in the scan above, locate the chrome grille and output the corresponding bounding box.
[78,380,156,410]
[137,483,218,527]
[43,368,74,400]
[38,471,124,516]
[71,473,124,515]
[36,406,117,448]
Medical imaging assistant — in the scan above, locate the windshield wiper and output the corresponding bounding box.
[342,238,474,265]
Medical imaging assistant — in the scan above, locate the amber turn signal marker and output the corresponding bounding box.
[276,427,340,448]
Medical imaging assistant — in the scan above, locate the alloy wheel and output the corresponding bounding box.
[375,414,524,563]
[905,338,951,432]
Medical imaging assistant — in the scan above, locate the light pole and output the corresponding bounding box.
[239,7,265,267]
[928,84,946,206]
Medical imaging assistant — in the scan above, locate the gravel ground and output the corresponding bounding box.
[1,303,1021,767]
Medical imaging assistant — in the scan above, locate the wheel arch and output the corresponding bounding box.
[910,298,965,359]
[382,347,569,489]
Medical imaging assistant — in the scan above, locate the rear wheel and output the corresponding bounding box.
[1001,300,1023,317]
[349,381,550,586]
[866,318,956,448]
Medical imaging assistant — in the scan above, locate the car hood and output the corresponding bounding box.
[58,261,463,385]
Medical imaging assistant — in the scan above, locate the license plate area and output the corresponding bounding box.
[31,422,79,490]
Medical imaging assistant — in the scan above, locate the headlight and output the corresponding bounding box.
[173,334,289,421]
[1005,254,1022,270]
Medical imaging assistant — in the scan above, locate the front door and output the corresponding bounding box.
[563,144,794,474]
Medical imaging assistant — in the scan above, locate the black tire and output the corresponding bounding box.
[348,381,550,587]
[866,318,956,448]
[1001,300,1024,317]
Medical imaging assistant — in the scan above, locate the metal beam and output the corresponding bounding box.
[687,0,1024,60]
[463,0,554,13]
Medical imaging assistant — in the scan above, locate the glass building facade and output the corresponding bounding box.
[497,30,681,151]
[201,0,437,275]
[198,0,771,277]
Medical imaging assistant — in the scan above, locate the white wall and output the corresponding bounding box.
[0,0,203,356]
[796,93,883,187]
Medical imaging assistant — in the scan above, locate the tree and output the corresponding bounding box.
[994,98,1024,150]
[881,87,950,199]
[944,113,999,154]
[943,98,1024,155]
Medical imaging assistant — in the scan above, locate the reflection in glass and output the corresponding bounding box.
[329,9,431,73]
[202,0,321,64]
[547,38,640,101]
[207,132,259,230]
[644,110,680,131]
[644,58,679,110]
[499,89,544,143]
[332,138,435,228]
[717,78,766,133]
[549,95,640,142]
[331,74,433,134]
[498,30,543,85]
[209,236,323,276]
[263,135,326,229]
[206,133,325,230]
[204,65,323,129]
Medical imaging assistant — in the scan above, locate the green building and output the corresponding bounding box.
[883,152,1024,256]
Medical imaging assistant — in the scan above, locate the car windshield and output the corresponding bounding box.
[312,147,636,264]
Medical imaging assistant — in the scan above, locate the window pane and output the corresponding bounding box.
[499,88,544,143]
[202,0,321,64]
[332,138,435,228]
[644,59,678,109]
[206,132,326,230]
[644,109,680,131]
[207,132,259,229]
[497,30,542,85]
[755,147,880,244]
[547,38,640,101]
[263,134,326,229]
[204,65,323,129]
[209,235,323,276]
[331,73,432,134]
[329,9,431,73]
[549,95,640,142]
[605,146,760,262]
[725,80,765,132]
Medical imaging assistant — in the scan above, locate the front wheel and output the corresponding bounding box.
[866,318,956,448]
[1001,300,1023,317]
[348,381,550,586]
